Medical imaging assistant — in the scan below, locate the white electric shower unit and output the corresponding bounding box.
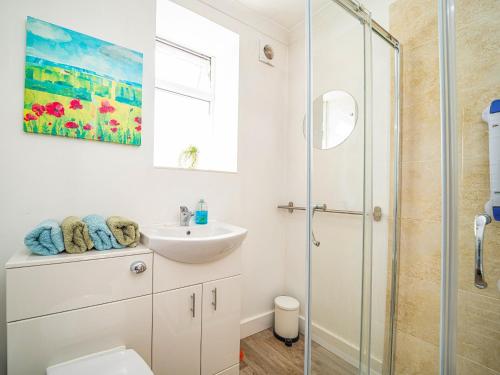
[483,99,500,220]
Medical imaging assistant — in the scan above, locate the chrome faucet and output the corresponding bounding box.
[180,206,194,226]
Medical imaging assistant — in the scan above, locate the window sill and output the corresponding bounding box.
[153,165,238,174]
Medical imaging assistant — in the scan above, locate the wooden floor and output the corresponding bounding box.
[239,329,357,375]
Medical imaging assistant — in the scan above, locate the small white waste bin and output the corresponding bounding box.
[274,296,300,346]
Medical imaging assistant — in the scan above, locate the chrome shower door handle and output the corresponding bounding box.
[311,204,325,247]
[474,214,491,289]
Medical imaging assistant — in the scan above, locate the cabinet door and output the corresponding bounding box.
[153,285,202,375]
[201,275,241,375]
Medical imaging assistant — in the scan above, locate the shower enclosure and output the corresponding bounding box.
[295,0,499,374]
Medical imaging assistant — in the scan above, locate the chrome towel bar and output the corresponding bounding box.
[277,201,382,222]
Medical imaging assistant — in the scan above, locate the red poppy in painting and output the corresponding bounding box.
[83,124,92,131]
[135,125,142,132]
[134,116,141,124]
[64,121,79,129]
[69,99,83,110]
[46,102,65,117]
[32,103,45,116]
[110,127,118,133]
[24,113,38,121]
[99,100,115,114]
[109,119,120,126]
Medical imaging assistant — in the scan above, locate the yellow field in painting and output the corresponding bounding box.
[23,89,142,146]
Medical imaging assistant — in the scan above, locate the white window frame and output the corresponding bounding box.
[154,37,216,112]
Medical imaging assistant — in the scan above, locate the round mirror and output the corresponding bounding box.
[303,90,357,150]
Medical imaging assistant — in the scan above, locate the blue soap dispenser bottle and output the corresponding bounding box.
[195,199,208,224]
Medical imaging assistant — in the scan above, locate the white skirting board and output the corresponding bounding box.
[240,310,274,339]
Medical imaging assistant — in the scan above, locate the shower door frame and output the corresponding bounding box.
[303,1,402,374]
[437,0,458,373]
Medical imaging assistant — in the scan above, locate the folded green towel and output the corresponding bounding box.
[106,216,140,247]
[61,216,94,253]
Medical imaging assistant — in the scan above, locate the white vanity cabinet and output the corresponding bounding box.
[152,250,242,375]
[153,275,241,375]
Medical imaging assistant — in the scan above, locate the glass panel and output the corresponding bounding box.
[307,1,376,373]
[388,1,443,373]
[370,29,397,375]
[306,0,399,373]
[454,0,500,373]
[155,40,211,94]
[359,12,374,375]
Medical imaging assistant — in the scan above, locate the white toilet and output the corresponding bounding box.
[46,347,153,375]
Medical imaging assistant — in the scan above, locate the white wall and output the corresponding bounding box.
[0,0,289,372]
[285,0,392,370]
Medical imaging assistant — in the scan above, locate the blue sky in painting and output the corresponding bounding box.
[25,17,143,85]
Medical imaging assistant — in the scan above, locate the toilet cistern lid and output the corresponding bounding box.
[46,347,153,375]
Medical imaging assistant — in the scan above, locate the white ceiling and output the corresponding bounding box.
[234,0,331,30]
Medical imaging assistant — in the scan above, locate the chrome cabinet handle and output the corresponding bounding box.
[212,288,217,311]
[190,293,196,318]
[130,261,147,274]
[474,214,491,289]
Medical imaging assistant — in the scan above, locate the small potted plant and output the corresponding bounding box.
[179,145,199,169]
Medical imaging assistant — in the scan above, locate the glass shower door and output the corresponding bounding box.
[305,1,392,374]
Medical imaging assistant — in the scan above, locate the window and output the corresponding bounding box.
[155,1,239,172]
[155,39,214,106]
[154,39,214,169]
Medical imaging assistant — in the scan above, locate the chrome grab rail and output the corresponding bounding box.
[277,201,382,221]
[278,201,383,248]
[474,214,491,289]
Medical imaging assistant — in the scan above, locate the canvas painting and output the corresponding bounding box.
[23,17,143,146]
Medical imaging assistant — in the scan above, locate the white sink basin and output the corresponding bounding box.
[140,222,248,264]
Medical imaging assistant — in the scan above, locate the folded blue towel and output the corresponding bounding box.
[82,215,124,250]
[24,220,65,256]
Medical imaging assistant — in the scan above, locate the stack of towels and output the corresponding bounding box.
[24,215,140,256]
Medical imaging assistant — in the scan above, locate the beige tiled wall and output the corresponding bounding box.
[389,0,500,374]
[455,0,500,373]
